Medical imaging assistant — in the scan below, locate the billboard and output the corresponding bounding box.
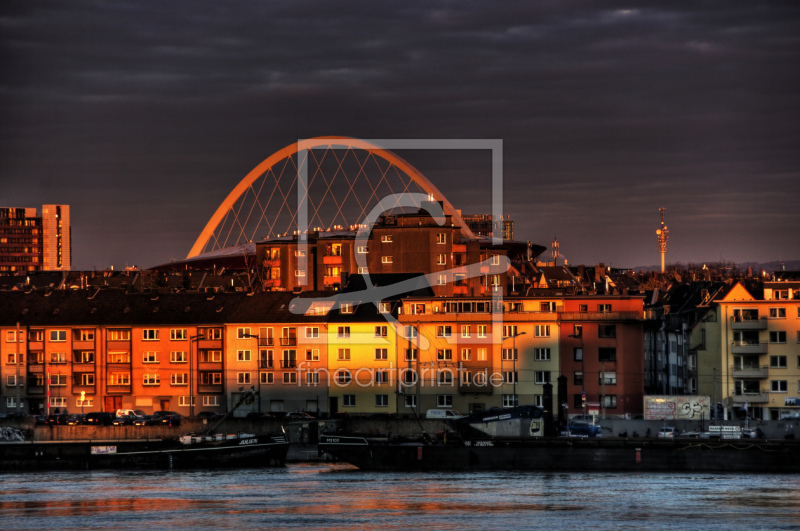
[644,395,711,421]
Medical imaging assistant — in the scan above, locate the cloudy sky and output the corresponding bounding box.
[2,1,798,270]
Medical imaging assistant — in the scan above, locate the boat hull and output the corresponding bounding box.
[319,434,800,473]
[0,434,290,471]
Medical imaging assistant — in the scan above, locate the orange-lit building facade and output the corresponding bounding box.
[0,205,71,275]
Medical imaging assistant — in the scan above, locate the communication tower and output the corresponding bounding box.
[551,238,559,265]
[656,207,669,273]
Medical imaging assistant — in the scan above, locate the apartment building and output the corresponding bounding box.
[691,281,800,420]
[0,205,71,275]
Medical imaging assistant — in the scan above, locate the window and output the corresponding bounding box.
[404,349,418,361]
[535,325,550,337]
[477,348,488,361]
[572,324,583,338]
[171,373,188,386]
[179,396,195,407]
[338,326,350,338]
[410,304,426,315]
[285,372,298,384]
[5,330,20,343]
[143,352,159,363]
[437,254,446,265]
[599,348,617,362]
[402,369,417,385]
[438,274,447,285]
[502,348,517,361]
[770,308,787,319]
[143,329,159,341]
[405,325,418,339]
[770,331,787,344]
[49,330,67,342]
[436,233,446,244]
[307,372,320,385]
[336,370,352,385]
[437,395,453,407]
[375,371,390,384]
[203,396,220,407]
[170,329,187,340]
[236,327,251,340]
[205,328,223,340]
[404,395,416,408]
[771,356,788,369]
[108,329,131,341]
[76,351,95,364]
[143,374,160,386]
[375,348,388,360]
[535,348,551,361]
[437,349,453,361]
[503,395,518,408]
[340,303,354,314]
[534,371,551,384]
[602,395,617,408]
[6,353,22,364]
[598,304,611,313]
[295,249,306,257]
[598,325,616,338]
[771,380,788,393]
[491,254,501,266]
[51,352,67,364]
[437,325,452,338]
[237,350,251,362]
[461,348,471,361]
[574,371,584,386]
[382,256,393,264]
[503,325,518,337]
[381,235,393,243]
[503,372,517,384]
[375,326,388,337]
[462,325,471,338]
[358,266,369,274]
[28,330,44,342]
[379,302,391,314]
[261,372,274,384]
[579,304,588,312]
[74,329,94,341]
[599,371,617,385]
[200,372,223,385]
[343,395,356,407]
[437,370,454,385]
[6,375,18,386]
[478,325,488,338]
[306,349,319,362]
[109,373,130,385]
[76,397,93,407]
[281,350,296,368]
[170,351,187,363]
[50,397,67,407]
[304,327,319,339]
[338,348,351,361]
[357,246,369,254]
[461,370,472,385]
[237,373,251,385]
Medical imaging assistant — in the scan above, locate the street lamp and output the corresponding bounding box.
[503,331,526,407]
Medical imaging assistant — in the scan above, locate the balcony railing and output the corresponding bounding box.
[732,392,769,404]
[731,316,768,330]
[559,311,640,321]
[731,366,769,379]
[259,360,274,369]
[731,341,768,355]
[280,337,297,347]
[281,360,297,369]
[258,337,274,347]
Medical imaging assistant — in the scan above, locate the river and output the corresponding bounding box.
[2,464,799,530]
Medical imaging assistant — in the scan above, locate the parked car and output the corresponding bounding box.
[150,411,181,426]
[284,411,317,421]
[196,411,224,420]
[658,427,677,438]
[84,412,114,426]
[742,428,765,439]
[113,410,145,426]
[567,422,602,437]
[425,409,464,420]
[46,414,69,426]
[133,415,154,426]
[67,414,87,426]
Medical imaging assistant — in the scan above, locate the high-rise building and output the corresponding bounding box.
[461,214,514,241]
[0,205,71,274]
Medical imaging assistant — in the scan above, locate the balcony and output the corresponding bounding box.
[258,337,274,347]
[731,316,768,330]
[323,275,340,287]
[259,360,274,369]
[280,337,297,347]
[281,360,297,369]
[731,366,769,379]
[731,341,768,355]
[323,255,343,265]
[732,393,769,404]
[559,311,641,321]
[262,258,280,268]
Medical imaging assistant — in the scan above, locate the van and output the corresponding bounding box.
[425,409,464,420]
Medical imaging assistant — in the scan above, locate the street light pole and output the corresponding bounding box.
[189,333,204,418]
[243,333,261,415]
[503,331,526,407]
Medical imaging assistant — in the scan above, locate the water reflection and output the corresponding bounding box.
[2,466,800,530]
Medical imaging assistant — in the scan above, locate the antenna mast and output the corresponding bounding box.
[656,207,669,273]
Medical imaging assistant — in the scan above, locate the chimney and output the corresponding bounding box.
[595,263,605,282]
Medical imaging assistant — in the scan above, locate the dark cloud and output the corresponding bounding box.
[1,0,798,269]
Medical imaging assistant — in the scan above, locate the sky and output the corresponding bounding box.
[2,1,799,271]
